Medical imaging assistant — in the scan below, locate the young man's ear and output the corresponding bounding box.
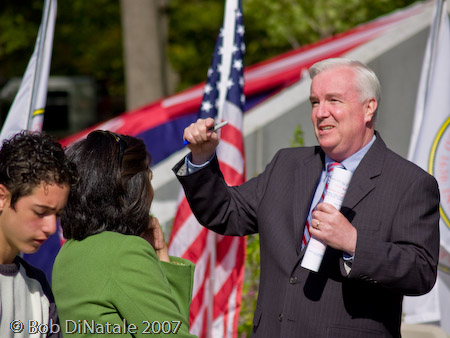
[0,184,10,212]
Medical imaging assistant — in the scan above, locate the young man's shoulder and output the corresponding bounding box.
[14,256,54,300]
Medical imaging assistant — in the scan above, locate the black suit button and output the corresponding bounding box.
[289,276,297,284]
[278,313,283,322]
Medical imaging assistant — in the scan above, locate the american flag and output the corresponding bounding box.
[168,0,246,337]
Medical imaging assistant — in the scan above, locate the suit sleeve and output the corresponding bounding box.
[110,237,197,337]
[349,173,440,296]
[173,152,279,237]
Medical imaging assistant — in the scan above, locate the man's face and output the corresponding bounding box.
[309,66,377,162]
[0,182,69,263]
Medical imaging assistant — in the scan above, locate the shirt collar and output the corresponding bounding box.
[324,134,376,174]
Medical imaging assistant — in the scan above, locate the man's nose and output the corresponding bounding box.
[314,102,330,118]
[42,214,58,237]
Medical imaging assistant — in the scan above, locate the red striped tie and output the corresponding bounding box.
[301,162,343,250]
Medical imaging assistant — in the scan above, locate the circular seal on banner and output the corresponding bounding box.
[429,116,450,230]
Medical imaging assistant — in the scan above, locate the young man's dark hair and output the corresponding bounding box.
[0,130,78,208]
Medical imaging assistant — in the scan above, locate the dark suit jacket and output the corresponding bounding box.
[173,134,440,338]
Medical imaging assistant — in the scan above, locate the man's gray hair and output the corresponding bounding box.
[309,58,381,107]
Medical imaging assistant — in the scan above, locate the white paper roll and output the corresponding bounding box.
[301,167,353,272]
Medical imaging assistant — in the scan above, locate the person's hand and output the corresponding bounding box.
[141,217,170,262]
[183,118,220,164]
[310,203,357,255]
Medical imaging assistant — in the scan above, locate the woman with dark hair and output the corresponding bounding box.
[52,130,197,337]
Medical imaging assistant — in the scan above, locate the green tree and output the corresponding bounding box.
[0,1,42,79]
[0,0,125,120]
[238,234,260,337]
[53,1,123,95]
[166,0,224,90]
[168,0,419,91]
[242,0,419,66]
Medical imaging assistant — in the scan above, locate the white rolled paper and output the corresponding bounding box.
[301,167,353,272]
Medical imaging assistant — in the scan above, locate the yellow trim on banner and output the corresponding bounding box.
[429,115,450,229]
[33,109,45,116]
[439,263,450,275]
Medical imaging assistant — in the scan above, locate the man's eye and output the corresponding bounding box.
[34,211,46,218]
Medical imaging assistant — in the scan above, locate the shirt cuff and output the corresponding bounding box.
[185,153,214,174]
[343,252,354,275]
[343,252,354,261]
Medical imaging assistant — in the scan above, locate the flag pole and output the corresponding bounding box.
[216,0,238,123]
[28,0,56,131]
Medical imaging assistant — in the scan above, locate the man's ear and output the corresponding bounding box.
[0,184,10,212]
[364,98,377,124]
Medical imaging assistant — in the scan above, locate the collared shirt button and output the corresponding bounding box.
[278,313,283,322]
[289,276,297,284]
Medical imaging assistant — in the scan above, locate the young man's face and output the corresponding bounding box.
[0,182,69,264]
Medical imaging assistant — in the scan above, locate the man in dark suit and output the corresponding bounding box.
[173,58,440,338]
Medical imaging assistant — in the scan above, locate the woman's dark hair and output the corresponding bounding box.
[61,130,152,240]
[0,131,78,208]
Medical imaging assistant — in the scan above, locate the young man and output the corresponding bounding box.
[0,131,78,338]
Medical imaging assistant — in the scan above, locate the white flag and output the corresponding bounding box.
[403,0,450,334]
[0,0,57,141]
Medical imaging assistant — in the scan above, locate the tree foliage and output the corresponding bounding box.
[166,0,225,91]
[52,0,124,97]
[0,0,124,118]
[168,0,419,91]
[0,1,43,79]
[238,234,261,337]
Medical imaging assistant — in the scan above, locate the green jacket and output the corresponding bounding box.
[52,231,197,337]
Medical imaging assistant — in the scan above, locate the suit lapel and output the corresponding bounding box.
[341,134,386,214]
[293,147,324,255]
